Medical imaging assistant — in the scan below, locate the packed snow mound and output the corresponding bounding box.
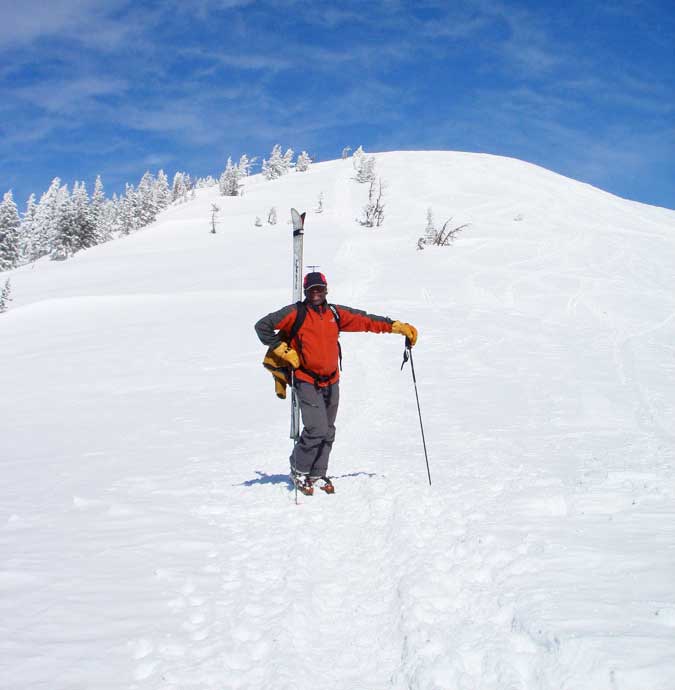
[2,150,675,690]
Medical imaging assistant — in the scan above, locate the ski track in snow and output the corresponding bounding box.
[114,447,669,690]
[119,466,547,690]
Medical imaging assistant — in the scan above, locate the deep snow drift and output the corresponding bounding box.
[1,151,674,690]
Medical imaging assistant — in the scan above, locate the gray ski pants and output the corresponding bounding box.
[290,381,339,478]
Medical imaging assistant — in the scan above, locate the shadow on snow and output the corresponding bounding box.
[236,470,380,489]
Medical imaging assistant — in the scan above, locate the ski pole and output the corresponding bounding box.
[401,340,431,485]
[291,369,299,505]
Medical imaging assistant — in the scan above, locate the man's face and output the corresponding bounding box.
[307,285,327,306]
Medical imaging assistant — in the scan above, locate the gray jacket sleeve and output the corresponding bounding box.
[254,304,296,348]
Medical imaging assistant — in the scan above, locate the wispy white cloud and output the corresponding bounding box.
[179,47,295,72]
[483,3,562,75]
[561,76,674,117]
[163,0,256,14]
[109,102,211,141]
[0,0,133,50]
[0,115,62,148]
[13,77,129,114]
[421,15,493,40]
[302,6,365,28]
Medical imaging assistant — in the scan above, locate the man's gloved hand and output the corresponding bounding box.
[391,321,418,347]
[272,342,301,369]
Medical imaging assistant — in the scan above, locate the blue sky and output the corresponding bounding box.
[1,0,674,209]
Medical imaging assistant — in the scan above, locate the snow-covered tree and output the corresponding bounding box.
[71,181,98,250]
[33,178,63,260]
[296,151,312,172]
[262,145,293,180]
[254,216,262,227]
[315,192,324,214]
[0,191,21,271]
[154,170,172,210]
[219,160,233,196]
[0,278,11,313]
[50,184,76,259]
[261,146,281,180]
[418,214,469,248]
[19,193,38,263]
[358,178,385,228]
[89,175,113,243]
[219,158,242,197]
[98,198,117,242]
[267,207,277,225]
[358,157,376,183]
[219,153,257,197]
[89,176,105,238]
[418,208,435,249]
[341,146,352,159]
[183,173,194,195]
[50,181,100,259]
[238,154,255,178]
[424,208,436,244]
[137,172,158,227]
[105,194,123,236]
[196,176,217,189]
[353,146,376,183]
[172,172,188,203]
[118,184,140,235]
[210,204,220,234]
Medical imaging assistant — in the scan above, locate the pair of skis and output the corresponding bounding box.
[290,208,305,443]
[290,208,305,505]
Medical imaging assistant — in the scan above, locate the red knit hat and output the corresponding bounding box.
[303,272,327,290]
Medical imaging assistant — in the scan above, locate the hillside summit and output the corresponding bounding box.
[2,151,675,689]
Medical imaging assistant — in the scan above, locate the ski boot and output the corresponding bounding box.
[316,476,335,494]
[291,472,314,496]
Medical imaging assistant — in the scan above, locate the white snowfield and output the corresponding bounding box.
[2,151,675,690]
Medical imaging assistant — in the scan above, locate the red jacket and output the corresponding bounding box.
[255,301,393,386]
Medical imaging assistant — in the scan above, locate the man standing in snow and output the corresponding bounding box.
[255,271,417,495]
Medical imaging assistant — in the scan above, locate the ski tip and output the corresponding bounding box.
[291,208,306,234]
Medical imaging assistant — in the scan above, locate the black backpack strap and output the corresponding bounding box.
[328,303,341,327]
[328,303,342,371]
[287,301,307,346]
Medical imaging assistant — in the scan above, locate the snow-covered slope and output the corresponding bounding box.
[2,151,674,690]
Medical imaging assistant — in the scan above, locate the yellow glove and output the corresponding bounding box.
[391,321,418,347]
[272,342,300,369]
